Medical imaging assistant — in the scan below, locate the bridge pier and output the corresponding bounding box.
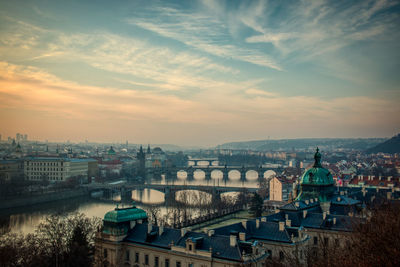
[240,167,247,182]
[121,188,132,202]
[204,168,212,180]
[152,168,162,180]
[222,167,229,181]
[186,167,194,180]
[164,188,176,204]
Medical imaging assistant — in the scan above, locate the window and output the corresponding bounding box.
[188,264,194,267]
[267,250,272,259]
[165,259,170,267]
[135,253,139,263]
[313,236,318,245]
[154,256,159,267]
[279,251,284,261]
[324,237,329,245]
[176,261,181,267]
[125,250,130,261]
[189,244,192,251]
[145,254,149,265]
[103,249,108,259]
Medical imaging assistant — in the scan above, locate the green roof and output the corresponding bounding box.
[108,146,116,155]
[296,148,335,202]
[104,206,147,223]
[299,147,333,186]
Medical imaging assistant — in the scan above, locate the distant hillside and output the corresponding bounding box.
[366,134,400,154]
[216,138,387,151]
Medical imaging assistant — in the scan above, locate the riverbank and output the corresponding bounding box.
[0,188,88,210]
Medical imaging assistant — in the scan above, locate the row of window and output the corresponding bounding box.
[26,162,63,166]
[29,176,63,181]
[27,167,63,171]
[123,250,196,267]
[29,172,63,177]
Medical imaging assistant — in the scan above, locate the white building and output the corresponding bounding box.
[24,157,94,181]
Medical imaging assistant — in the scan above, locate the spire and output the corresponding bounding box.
[139,145,143,154]
[313,147,322,167]
[147,144,151,154]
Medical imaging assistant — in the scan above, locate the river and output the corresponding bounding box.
[0,171,262,235]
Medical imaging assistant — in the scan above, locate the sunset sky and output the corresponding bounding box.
[0,0,399,146]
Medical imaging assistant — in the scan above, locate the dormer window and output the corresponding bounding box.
[189,244,192,251]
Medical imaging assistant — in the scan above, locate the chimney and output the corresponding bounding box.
[320,201,331,214]
[333,218,337,225]
[285,214,289,220]
[230,235,237,247]
[340,191,344,196]
[295,202,300,208]
[337,197,341,202]
[242,220,247,229]
[159,225,164,236]
[285,219,291,227]
[137,219,143,224]
[323,212,327,220]
[310,199,314,203]
[261,217,267,222]
[239,232,246,241]
[305,199,309,205]
[279,221,285,231]
[181,228,187,237]
[315,198,318,202]
[256,219,260,229]
[130,220,136,229]
[303,210,307,218]
[148,224,153,234]
[208,230,214,237]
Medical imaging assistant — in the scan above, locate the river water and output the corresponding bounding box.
[0,171,263,235]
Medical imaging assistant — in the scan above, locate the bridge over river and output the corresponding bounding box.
[85,181,259,203]
[145,165,282,181]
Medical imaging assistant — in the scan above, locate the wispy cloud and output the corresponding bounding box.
[128,5,282,70]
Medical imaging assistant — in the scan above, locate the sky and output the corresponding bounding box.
[0,0,399,147]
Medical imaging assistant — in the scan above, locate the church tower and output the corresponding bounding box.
[137,145,146,178]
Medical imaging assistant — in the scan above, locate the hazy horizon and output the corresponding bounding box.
[1,0,399,146]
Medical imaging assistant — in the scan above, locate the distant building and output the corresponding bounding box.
[348,175,400,189]
[0,159,24,182]
[269,177,295,202]
[24,157,97,182]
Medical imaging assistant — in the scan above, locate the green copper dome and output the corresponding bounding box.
[103,205,147,223]
[107,146,116,155]
[296,148,335,202]
[299,148,333,186]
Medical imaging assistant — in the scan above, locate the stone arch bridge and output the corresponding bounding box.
[146,165,282,181]
[86,182,259,204]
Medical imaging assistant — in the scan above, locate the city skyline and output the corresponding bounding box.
[0,0,399,146]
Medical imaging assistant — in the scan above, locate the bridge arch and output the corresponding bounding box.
[175,190,212,205]
[263,170,276,179]
[245,170,258,180]
[177,170,188,179]
[211,169,223,179]
[193,169,206,179]
[131,188,165,204]
[228,169,241,180]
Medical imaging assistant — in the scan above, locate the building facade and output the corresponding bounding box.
[24,157,96,182]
